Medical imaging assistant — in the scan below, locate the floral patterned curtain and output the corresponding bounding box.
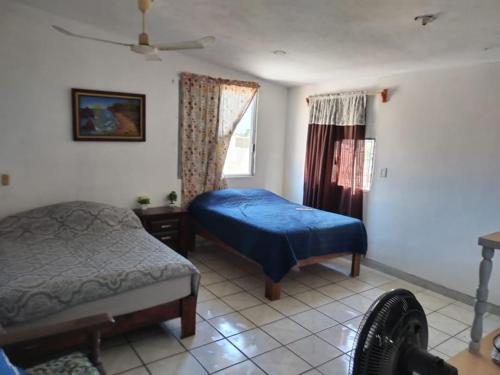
[180,73,259,207]
[180,74,221,207]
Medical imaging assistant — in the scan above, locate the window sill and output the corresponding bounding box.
[224,174,255,179]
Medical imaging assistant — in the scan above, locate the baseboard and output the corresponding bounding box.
[362,257,500,316]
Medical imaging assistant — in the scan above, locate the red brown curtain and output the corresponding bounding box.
[303,93,367,219]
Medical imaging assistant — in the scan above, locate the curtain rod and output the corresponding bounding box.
[180,72,260,89]
[306,88,388,104]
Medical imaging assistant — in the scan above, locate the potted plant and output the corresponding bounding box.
[137,195,151,211]
[167,191,178,206]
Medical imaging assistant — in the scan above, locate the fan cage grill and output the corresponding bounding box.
[349,289,427,375]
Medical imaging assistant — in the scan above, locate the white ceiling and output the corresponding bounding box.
[16,0,500,86]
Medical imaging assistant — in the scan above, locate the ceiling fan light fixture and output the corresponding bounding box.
[130,44,157,55]
[414,14,438,26]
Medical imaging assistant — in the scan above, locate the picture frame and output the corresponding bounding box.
[72,88,146,141]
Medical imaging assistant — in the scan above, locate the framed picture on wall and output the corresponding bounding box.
[72,88,146,141]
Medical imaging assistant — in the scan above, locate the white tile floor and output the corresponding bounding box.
[101,245,500,375]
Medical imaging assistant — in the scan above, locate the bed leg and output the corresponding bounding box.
[186,218,196,253]
[180,295,197,338]
[265,278,281,301]
[351,253,361,277]
[89,331,104,373]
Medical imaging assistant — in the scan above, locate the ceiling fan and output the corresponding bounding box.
[52,0,215,61]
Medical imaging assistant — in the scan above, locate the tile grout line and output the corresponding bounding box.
[112,333,153,375]
[108,249,497,375]
[199,260,475,330]
[132,300,471,375]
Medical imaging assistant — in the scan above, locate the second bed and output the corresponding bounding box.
[189,188,367,300]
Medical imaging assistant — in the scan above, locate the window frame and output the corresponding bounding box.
[361,137,376,192]
[223,93,258,178]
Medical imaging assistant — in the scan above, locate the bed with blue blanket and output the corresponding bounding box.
[189,188,367,300]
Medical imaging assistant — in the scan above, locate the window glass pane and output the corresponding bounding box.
[223,97,256,176]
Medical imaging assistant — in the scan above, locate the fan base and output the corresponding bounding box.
[401,345,458,375]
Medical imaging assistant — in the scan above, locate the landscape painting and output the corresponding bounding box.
[72,89,145,141]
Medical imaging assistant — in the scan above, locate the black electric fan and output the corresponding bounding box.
[350,289,458,375]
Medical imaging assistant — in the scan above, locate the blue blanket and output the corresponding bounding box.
[189,189,367,282]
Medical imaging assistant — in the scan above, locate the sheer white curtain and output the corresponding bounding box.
[216,84,258,187]
[308,92,367,126]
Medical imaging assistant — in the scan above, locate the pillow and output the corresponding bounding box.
[0,349,25,375]
[0,201,142,240]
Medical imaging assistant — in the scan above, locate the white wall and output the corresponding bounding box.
[284,63,500,304]
[3,1,499,306]
[0,1,287,218]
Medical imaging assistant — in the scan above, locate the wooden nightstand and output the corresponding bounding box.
[134,206,192,258]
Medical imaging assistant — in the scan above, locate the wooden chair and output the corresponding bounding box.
[0,314,114,375]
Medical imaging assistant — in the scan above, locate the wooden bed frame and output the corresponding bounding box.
[101,294,197,338]
[193,222,361,301]
[1,313,114,371]
[4,294,197,367]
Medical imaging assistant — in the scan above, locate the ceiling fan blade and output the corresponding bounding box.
[155,36,215,51]
[145,53,162,61]
[52,25,133,47]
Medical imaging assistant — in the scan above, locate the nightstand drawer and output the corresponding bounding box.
[153,231,179,243]
[151,219,179,232]
[133,206,192,259]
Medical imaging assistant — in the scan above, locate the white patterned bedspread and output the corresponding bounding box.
[0,201,199,327]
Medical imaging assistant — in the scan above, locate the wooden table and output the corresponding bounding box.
[449,329,499,375]
[470,232,500,352]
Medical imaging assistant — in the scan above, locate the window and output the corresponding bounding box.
[223,95,257,177]
[362,139,376,191]
[334,138,375,192]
